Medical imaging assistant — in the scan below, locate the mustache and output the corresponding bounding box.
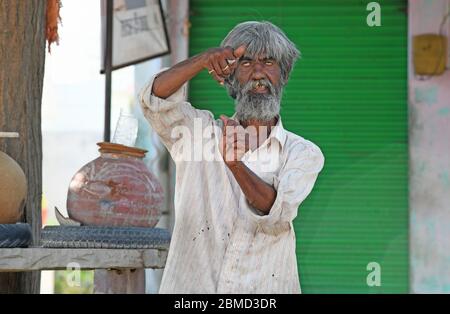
[241,79,276,95]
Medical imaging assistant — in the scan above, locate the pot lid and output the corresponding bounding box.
[97,142,147,158]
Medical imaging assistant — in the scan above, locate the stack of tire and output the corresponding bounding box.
[0,224,32,248]
[41,225,171,249]
[0,151,32,248]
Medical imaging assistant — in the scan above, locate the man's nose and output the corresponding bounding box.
[251,64,266,80]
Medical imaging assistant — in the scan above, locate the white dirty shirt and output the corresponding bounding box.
[139,69,325,294]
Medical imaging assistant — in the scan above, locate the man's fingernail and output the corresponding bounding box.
[220,81,224,85]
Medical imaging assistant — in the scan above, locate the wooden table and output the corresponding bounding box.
[0,247,168,293]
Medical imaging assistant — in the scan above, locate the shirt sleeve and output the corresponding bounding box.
[138,68,214,158]
[247,140,325,227]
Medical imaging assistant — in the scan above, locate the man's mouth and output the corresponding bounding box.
[253,86,268,93]
[251,81,269,94]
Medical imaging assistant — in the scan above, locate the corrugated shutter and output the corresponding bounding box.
[189,0,408,293]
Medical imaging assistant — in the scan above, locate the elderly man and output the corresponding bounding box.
[139,21,324,294]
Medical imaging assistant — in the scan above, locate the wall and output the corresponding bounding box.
[409,0,450,293]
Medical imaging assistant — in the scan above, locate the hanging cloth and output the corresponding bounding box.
[46,0,62,52]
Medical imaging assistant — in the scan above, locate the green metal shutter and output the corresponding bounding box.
[189,0,408,293]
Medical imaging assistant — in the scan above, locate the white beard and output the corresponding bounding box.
[234,79,282,122]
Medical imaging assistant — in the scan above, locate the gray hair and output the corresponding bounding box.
[221,21,300,88]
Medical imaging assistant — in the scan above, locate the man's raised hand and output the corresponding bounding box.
[219,115,250,168]
[202,45,246,85]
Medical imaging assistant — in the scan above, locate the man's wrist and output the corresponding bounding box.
[226,161,245,172]
[195,51,210,70]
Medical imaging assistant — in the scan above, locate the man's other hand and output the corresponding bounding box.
[219,115,250,168]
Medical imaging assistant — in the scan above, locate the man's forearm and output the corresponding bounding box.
[152,46,245,99]
[152,53,206,99]
[228,162,276,215]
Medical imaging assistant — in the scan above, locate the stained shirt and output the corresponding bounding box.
[139,69,325,294]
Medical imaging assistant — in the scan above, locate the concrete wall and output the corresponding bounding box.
[409,0,450,293]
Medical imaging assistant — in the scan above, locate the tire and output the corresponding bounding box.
[41,226,171,249]
[0,223,32,248]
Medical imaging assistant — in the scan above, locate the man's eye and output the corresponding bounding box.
[265,61,273,66]
[242,61,251,67]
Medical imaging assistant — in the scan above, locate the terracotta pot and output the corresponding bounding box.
[0,151,27,224]
[67,142,164,227]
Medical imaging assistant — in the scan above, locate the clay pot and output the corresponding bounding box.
[0,151,27,224]
[67,142,164,227]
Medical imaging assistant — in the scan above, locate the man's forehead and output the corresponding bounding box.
[241,53,275,61]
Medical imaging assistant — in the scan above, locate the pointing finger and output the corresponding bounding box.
[233,45,247,59]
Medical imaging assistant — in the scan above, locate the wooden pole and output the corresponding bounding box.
[0,0,46,294]
[94,269,146,294]
[104,0,113,142]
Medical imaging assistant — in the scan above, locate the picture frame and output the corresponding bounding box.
[100,0,171,73]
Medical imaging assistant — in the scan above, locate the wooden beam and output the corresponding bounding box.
[0,132,19,138]
[0,248,168,272]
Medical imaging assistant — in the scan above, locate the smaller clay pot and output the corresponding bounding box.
[0,151,27,224]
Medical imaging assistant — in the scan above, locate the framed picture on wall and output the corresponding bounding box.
[100,0,170,72]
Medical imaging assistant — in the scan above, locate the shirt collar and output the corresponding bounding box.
[271,116,287,148]
[231,113,287,148]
